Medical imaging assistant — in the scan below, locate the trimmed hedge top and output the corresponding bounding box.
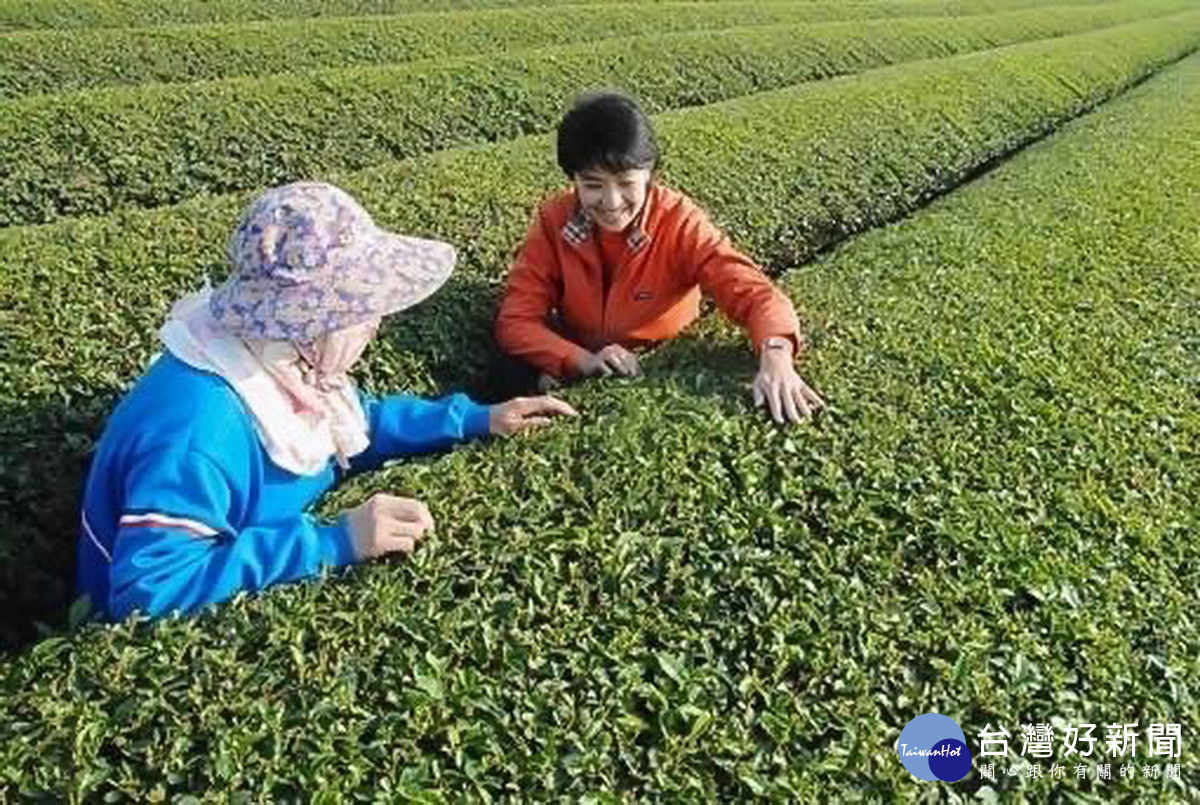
[0,0,1153,99]
[0,2,1192,227]
[0,0,670,33]
[0,0,1132,32]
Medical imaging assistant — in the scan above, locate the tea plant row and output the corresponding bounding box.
[4,4,1188,226]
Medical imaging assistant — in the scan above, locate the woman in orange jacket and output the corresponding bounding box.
[495,91,824,424]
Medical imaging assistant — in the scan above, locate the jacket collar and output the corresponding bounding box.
[561,186,654,254]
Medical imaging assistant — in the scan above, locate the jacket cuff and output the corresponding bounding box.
[463,401,493,438]
[560,344,593,378]
[322,520,360,567]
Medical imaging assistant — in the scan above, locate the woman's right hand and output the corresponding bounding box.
[343,493,434,560]
[489,395,579,436]
[580,344,641,378]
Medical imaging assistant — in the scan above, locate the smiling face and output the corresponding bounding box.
[573,166,652,232]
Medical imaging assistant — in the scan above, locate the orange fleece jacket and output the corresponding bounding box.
[495,184,801,377]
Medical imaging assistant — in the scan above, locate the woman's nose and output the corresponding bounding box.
[601,186,621,208]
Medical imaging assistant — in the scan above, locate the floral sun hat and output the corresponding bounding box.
[209,182,456,342]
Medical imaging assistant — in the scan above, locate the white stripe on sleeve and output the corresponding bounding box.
[119,512,219,538]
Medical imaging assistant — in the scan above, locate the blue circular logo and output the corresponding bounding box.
[897,713,972,782]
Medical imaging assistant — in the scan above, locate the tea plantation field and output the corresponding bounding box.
[1,0,1198,800]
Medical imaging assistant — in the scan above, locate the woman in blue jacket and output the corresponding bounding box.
[76,182,575,621]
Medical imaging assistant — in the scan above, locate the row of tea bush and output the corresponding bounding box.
[3,3,1189,226]
[0,0,1139,98]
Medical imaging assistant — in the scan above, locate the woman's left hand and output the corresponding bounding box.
[752,345,825,425]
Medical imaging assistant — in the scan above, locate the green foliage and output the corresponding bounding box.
[3,4,1190,227]
[3,44,1199,801]
[2,14,1198,648]
[0,0,666,33]
[1,0,1148,99]
[0,0,1137,32]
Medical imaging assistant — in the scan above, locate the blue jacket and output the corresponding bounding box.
[76,351,492,620]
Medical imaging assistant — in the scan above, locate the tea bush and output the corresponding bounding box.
[1,13,1196,651]
[0,0,1140,98]
[0,0,667,33]
[0,0,1136,32]
[4,4,1189,226]
[3,42,1197,802]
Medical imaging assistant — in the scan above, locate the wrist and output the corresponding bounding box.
[330,516,363,565]
[759,336,794,364]
[566,345,593,378]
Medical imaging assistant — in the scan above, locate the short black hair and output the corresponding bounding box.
[556,90,659,177]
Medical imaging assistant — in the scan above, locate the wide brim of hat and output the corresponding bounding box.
[357,227,457,318]
[209,227,456,342]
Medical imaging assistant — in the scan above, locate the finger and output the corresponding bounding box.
[603,347,633,375]
[791,386,812,420]
[795,379,825,408]
[389,498,434,531]
[752,380,765,408]
[370,492,409,508]
[529,396,579,417]
[782,384,802,424]
[515,416,553,431]
[386,497,430,527]
[602,352,626,375]
[382,520,423,541]
[367,493,411,523]
[767,383,784,424]
[416,504,436,533]
[379,535,417,555]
